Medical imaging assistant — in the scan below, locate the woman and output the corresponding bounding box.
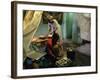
[46,16,63,60]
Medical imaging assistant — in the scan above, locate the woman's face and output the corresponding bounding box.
[48,16,54,23]
[49,19,54,23]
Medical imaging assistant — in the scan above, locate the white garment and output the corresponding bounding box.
[48,22,57,34]
[48,19,62,40]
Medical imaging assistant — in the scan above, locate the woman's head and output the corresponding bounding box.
[48,16,54,23]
